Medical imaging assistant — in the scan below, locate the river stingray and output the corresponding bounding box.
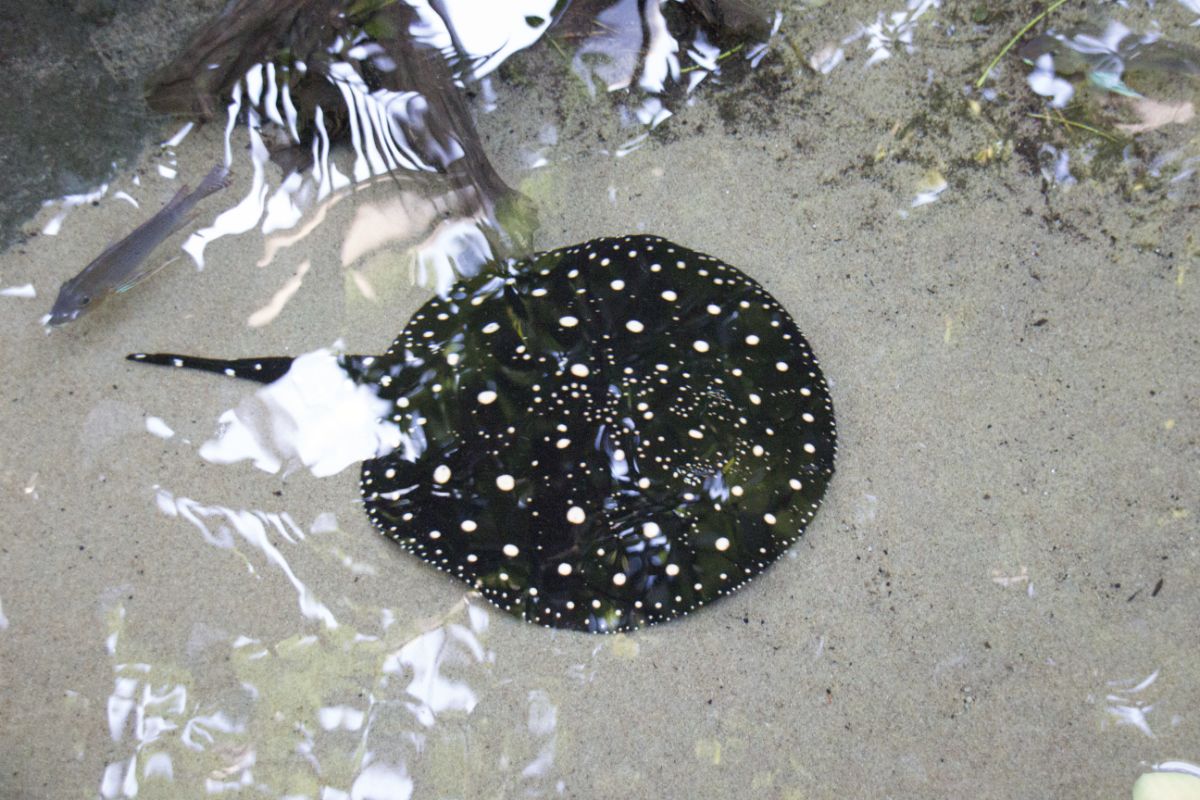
[130,235,836,632]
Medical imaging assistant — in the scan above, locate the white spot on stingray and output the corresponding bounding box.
[749,393,762,405]
[559,315,579,327]
[688,429,703,439]
[612,572,627,586]
[477,390,498,405]
[803,443,817,454]
[661,290,677,302]
[789,478,803,491]
[610,279,625,291]
[566,506,586,524]
[665,563,680,576]
[763,513,777,525]
[446,352,460,366]
[776,361,789,372]
[570,363,589,378]
[482,322,500,334]
[706,304,721,315]
[496,474,515,491]
[643,522,661,538]
[731,485,744,497]
[558,562,573,576]
[433,465,452,484]
[626,320,644,333]
[693,340,710,353]
[503,543,519,557]
[715,536,730,551]
[461,520,478,532]
[745,334,760,346]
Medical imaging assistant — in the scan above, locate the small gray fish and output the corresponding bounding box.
[47,164,231,326]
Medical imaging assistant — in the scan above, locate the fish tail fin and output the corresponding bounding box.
[126,352,293,384]
[194,163,232,199]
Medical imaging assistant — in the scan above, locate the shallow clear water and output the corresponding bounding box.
[1,1,1198,798]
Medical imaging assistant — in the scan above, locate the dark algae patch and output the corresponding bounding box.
[129,235,837,632]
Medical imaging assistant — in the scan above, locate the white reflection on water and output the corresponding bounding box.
[1154,761,1200,778]
[411,0,555,79]
[144,416,175,439]
[521,690,558,778]
[154,487,338,628]
[39,183,108,236]
[195,348,403,479]
[0,283,36,298]
[383,624,482,726]
[844,0,941,68]
[92,588,563,797]
[1027,54,1076,108]
[1104,668,1163,738]
[341,762,413,800]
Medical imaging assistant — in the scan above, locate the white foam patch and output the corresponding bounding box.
[198,348,402,477]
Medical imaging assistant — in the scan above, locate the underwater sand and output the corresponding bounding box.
[0,1,1197,798]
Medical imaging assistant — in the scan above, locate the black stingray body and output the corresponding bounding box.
[130,235,836,632]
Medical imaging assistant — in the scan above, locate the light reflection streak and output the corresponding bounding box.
[247,259,311,328]
[0,284,36,298]
[182,348,404,479]
[183,113,270,270]
[384,624,479,726]
[92,584,564,797]
[40,183,109,236]
[154,487,339,628]
[1104,668,1162,738]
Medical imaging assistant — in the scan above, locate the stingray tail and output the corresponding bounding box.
[126,352,294,384]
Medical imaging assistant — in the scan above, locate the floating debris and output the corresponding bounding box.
[1020,22,1200,100]
[129,235,837,632]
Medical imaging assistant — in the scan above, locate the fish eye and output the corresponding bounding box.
[79,296,91,306]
